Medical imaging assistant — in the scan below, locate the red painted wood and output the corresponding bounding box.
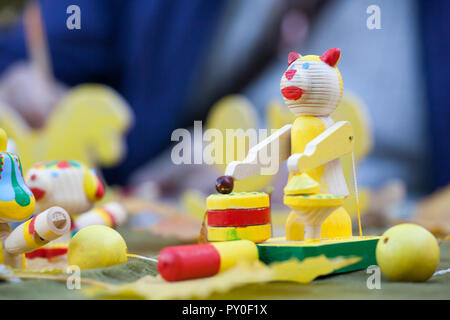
[288,52,300,65]
[102,207,117,228]
[158,244,221,281]
[94,175,105,199]
[207,207,270,227]
[57,161,71,169]
[28,216,37,235]
[25,247,68,259]
[281,86,304,100]
[321,48,341,67]
[285,69,297,80]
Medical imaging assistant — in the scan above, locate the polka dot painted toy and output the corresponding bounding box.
[26,160,127,232]
[26,160,105,216]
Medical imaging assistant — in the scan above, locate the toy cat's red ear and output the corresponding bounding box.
[321,48,341,67]
[288,52,301,65]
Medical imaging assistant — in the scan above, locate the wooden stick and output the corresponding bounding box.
[225,124,292,180]
[23,0,53,80]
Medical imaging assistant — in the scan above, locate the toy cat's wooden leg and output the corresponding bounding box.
[0,223,24,269]
[286,207,352,241]
[285,211,304,241]
[321,207,352,239]
[294,207,337,240]
[4,207,70,261]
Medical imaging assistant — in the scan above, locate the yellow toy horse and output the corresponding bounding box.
[0,84,132,172]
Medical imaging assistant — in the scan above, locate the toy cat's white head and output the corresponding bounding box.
[280,48,343,117]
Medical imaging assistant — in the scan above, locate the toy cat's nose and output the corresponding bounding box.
[281,86,304,100]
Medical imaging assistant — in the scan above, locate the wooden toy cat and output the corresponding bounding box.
[224,48,355,240]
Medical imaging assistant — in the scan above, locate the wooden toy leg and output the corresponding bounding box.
[0,224,24,269]
[321,207,352,239]
[286,211,304,241]
[4,207,70,259]
[294,207,337,240]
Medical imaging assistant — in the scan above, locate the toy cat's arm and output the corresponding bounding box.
[287,121,354,172]
[225,124,292,180]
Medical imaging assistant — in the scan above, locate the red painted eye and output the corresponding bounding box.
[30,174,37,181]
[285,69,296,80]
[281,86,304,100]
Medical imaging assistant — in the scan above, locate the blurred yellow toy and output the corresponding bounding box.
[68,225,128,270]
[206,95,273,192]
[0,129,70,268]
[0,84,132,172]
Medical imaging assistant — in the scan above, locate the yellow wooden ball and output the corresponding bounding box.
[376,224,440,282]
[68,225,128,270]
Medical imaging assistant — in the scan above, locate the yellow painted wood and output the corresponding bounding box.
[259,235,380,247]
[0,129,7,152]
[289,116,326,183]
[285,211,305,241]
[290,121,354,172]
[207,224,271,243]
[320,207,352,239]
[211,240,259,272]
[285,207,352,240]
[284,173,320,195]
[284,194,345,210]
[206,192,269,210]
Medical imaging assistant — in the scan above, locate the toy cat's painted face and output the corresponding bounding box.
[280,48,343,117]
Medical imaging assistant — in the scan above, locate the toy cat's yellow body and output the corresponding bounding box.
[279,50,353,240]
[285,115,352,240]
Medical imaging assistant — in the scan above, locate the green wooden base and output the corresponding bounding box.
[257,236,380,274]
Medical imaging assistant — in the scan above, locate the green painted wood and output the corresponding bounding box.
[257,238,379,274]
